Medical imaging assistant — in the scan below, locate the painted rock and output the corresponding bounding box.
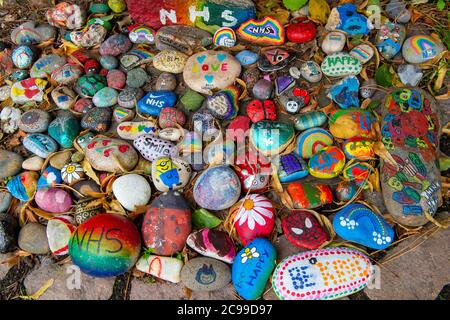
[112,174,151,211]
[386,0,411,24]
[129,25,155,44]
[380,88,441,226]
[402,35,445,64]
[375,22,406,60]
[228,116,250,143]
[275,76,295,96]
[81,107,112,133]
[106,70,126,90]
[51,63,83,84]
[153,50,188,74]
[232,238,276,300]
[114,106,135,123]
[155,73,177,91]
[18,223,49,254]
[237,16,285,46]
[18,109,50,133]
[350,44,374,64]
[294,112,327,131]
[300,61,322,83]
[117,120,157,140]
[99,34,132,56]
[181,257,231,291]
[46,2,85,29]
[7,172,38,201]
[60,163,84,185]
[0,213,18,253]
[193,165,241,211]
[297,128,333,159]
[23,133,58,158]
[108,0,126,13]
[234,194,275,245]
[136,255,183,283]
[158,128,183,142]
[73,98,94,114]
[10,78,47,104]
[48,112,80,148]
[90,3,110,14]
[342,139,374,161]
[0,85,11,101]
[286,18,317,43]
[235,50,259,66]
[322,31,346,55]
[155,25,213,56]
[74,198,102,225]
[142,191,191,255]
[75,131,95,151]
[328,76,359,109]
[37,166,62,189]
[187,228,236,263]
[120,48,154,71]
[12,45,34,69]
[360,79,376,98]
[204,139,235,165]
[137,91,176,116]
[100,55,119,70]
[274,152,309,183]
[343,161,370,188]
[309,146,346,179]
[282,211,328,249]
[326,3,370,35]
[398,64,423,87]
[75,74,107,98]
[85,138,138,172]
[246,99,277,123]
[242,67,260,90]
[11,22,56,45]
[250,121,295,156]
[279,87,310,114]
[126,68,148,88]
[183,51,241,95]
[272,247,373,300]
[235,150,271,192]
[206,85,240,121]
[69,24,108,48]
[133,135,178,162]
[151,157,191,192]
[30,54,66,78]
[257,48,290,72]
[213,27,236,47]
[335,181,358,202]
[287,182,333,209]
[329,108,374,140]
[0,150,23,179]
[252,79,273,100]
[0,107,21,133]
[192,108,220,140]
[159,107,186,129]
[321,53,362,77]
[35,188,72,213]
[118,87,144,108]
[51,86,76,110]
[92,87,118,108]
[69,214,141,277]
[0,192,12,213]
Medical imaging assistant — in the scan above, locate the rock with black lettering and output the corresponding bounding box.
[133,135,178,162]
[181,257,231,291]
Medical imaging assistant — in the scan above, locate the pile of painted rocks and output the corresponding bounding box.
[0,0,447,300]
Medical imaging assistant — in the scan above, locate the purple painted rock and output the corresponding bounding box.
[99,34,132,56]
[35,187,73,213]
[186,228,236,264]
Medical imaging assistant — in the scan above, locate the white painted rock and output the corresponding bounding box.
[46,215,76,256]
[112,174,151,211]
[135,254,183,283]
[350,44,374,64]
[151,157,191,192]
[11,78,47,104]
[133,134,178,162]
[321,31,346,55]
[0,85,11,101]
[116,120,157,140]
[153,50,188,74]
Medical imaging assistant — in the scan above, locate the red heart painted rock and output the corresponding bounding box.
[158,107,186,129]
[286,18,317,43]
[235,150,271,192]
[246,99,277,123]
[282,211,328,249]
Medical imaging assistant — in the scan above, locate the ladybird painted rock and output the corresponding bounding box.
[272,247,373,300]
[333,203,394,250]
[142,191,191,256]
[232,238,276,300]
[235,150,271,192]
[250,120,295,157]
[297,128,334,159]
[46,215,76,255]
[287,182,333,209]
[308,146,346,179]
[151,157,191,192]
[246,99,277,123]
[282,211,327,250]
[69,214,141,277]
[274,152,309,183]
[186,228,236,264]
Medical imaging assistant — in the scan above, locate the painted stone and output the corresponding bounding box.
[282,210,327,249]
[386,0,411,24]
[300,61,322,83]
[51,86,76,110]
[153,50,188,74]
[10,78,47,104]
[342,161,370,188]
[329,108,374,140]
[134,135,178,162]
[241,67,261,90]
[180,89,204,112]
[69,24,108,48]
[204,139,235,165]
[227,116,250,144]
[232,238,276,300]
[137,91,176,116]
[74,198,102,225]
[246,99,277,123]
[158,128,183,142]
[309,146,346,179]
[118,87,144,108]
[275,76,295,96]
[234,194,275,245]
[48,112,80,148]
[279,87,310,114]
[155,25,213,56]
[30,54,66,78]
[61,163,84,184]
[214,27,236,47]
[37,166,62,189]
[342,139,374,161]
[73,98,94,114]
[75,131,95,151]
[192,108,220,140]
[116,120,157,140]
[23,133,58,158]
[235,150,271,192]
[193,165,241,211]
[120,48,154,71]
[12,45,34,69]
[0,107,21,134]
[136,255,183,283]
[18,223,49,254]
[360,79,376,99]
[206,85,240,121]
[375,22,406,60]
[0,85,10,101]
[46,2,86,29]
[250,121,295,157]
[272,247,373,300]
[113,107,135,123]
[286,18,317,43]
[237,16,285,46]
[402,35,445,64]
[92,87,118,108]
[99,34,132,57]
[297,127,333,159]
[155,73,177,91]
[85,58,101,74]
[90,3,110,14]
[294,112,326,131]
[81,107,112,133]
[11,22,56,45]
[100,55,119,70]
[69,214,141,277]
[328,76,359,109]
[85,138,138,172]
[6,172,38,202]
[75,74,107,98]
[112,174,151,211]
[235,50,259,66]
[380,88,441,226]
[321,52,362,77]
[181,257,231,291]
[274,152,309,183]
[18,109,50,133]
[108,0,127,13]
[187,228,236,263]
[159,107,186,129]
[0,150,23,179]
[252,79,273,100]
[322,31,346,55]
[398,64,423,87]
[335,181,358,202]
[287,182,333,209]
[51,63,83,84]
[142,191,191,256]
[192,209,222,229]
[257,48,290,72]
[126,68,148,88]
[183,50,241,95]
[35,188,72,213]
[350,44,374,64]
[129,25,155,44]
[8,70,29,83]
[333,203,394,250]
[326,3,370,35]
[151,157,191,192]
[106,70,126,90]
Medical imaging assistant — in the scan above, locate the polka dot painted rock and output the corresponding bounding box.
[35,188,72,213]
[151,157,191,192]
[246,99,277,123]
[46,215,76,255]
[158,107,186,129]
[282,211,327,250]
[85,138,138,172]
[99,34,132,57]
[153,50,188,74]
[186,228,236,264]
[116,120,157,140]
[112,174,151,211]
[308,146,346,179]
[286,182,333,209]
[321,52,362,77]
[81,107,112,133]
[297,127,333,159]
[133,135,178,162]
[272,247,374,300]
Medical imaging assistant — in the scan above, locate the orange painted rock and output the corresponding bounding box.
[287,182,333,209]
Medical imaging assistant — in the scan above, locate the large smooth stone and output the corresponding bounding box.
[6,172,38,201]
[155,25,213,55]
[183,51,241,95]
[69,214,141,277]
[186,228,236,264]
[308,146,346,179]
[273,152,309,183]
[18,109,51,133]
[46,216,76,255]
[133,135,177,162]
[92,87,118,108]
[142,191,191,256]
[137,91,176,116]
[116,120,157,140]
[48,111,80,148]
[375,22,406,60]
[12,45,35,69]
[0,150,23,179]
[250,120,295,157]
[193,165,241,211]
[51,63,83,84]
[272,247,373,300]
[30,54,66,78]
[112,174,151,211]
[282,210,327,250]
[286,182,333,209]
[232,238,276,300]
[151,157,191,192]
[23,133,58,158]
[402,35,445,64]
[85,137,138,172]
[322,31,346,55]
[80,107,112,133]
[135,255,183,283]
[181,257,231,291]
[321,52,362,77]
[380,88,441,226]
[18,222,50,254]
[99,34,132,56]
[153,50,188,74]
[0,213,18,253]
[35,188,72,213]
[236,16,285,46]
[10,78,47,104]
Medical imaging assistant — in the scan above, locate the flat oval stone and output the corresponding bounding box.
[159,107,186,129]
[155,73,177,91]
[11,22,56,45]
[237,16,285,46]
[193,165,241,211]
[23,133,58,158]
[51,63,84,84]
[99,55,119,70]
[252,79,273,100]
[286,182,333,209]
[181,257,231,291]
[282,210,328,249]
[232,238,276,300]
[133,135,177,162]
[120,48,155,71]
[126,68,148,88]
[142,191,191,256]
[153,50,188,74]
[297,127,334,159]
[350,44,374,64]
[235,50,259,66]
[99,34,132,56]
[6,172,38,201]
[12,45,34,69]
[118,87,144,108]
[18,223,49,254]
[250,121,295,157]
[51,86,76,110]
[135,255,183,283]
[85,137,138,172]
[22,156,44,171]
[112,174,151,211]
[294,111,326,131]
[107,69,126,90]
[30,54,66,78]
[151,157,191,192]
[375,22,406,60]
[116,120,157,140]
[155,25,213,55]
[92,87,118,108]
[129,25,155,45]
[322,31,346,55]
[35,188,72,213]
[309,146,346,179]
[321,52,362,77]
[158,127,183,142]
[75,74,107,98]
[272,247,373,300]
[69,214,141,277]
[183,51,241,95]
[48,111,80,148]
[402,35,445,64]
[10,78,47,104]
[0,150,23,179]
[73,98,94,114]
[81,107,112,133]
[274,152,309,183]
[186,228,236,264]
[300,61,323,83]
[137,91,176,116]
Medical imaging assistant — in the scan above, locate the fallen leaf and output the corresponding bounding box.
[19,279,54,300]
[308,0,330,24]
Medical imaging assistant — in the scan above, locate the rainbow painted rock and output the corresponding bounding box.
[321,53,362,77]
[136,255,183,283]
[213,27,236,47]
[282,211,327,250]
[69,214,141,277]
[250,120,295,157]
[142,191,191,256]
[237,16,285,46]
[46,215,76,256]
[309,146,346,179]
[342,139,375,161]
[294,112,327,131]
[116,120,157,140]
[342,162,372,188]
[402,35,445,64]
[186,228,236,264]
[193,165,241,210]
[10,78,47,104]
[272,247,373,300]
[151,157,191,192]
[7,171,38,201]
[233,194,275,245]
[274,152,309,183]
[333,203,394,250]
[120,48,155,71]
[235,150,271,192]
[206,85,240,121]
[286,18,317,43]
[287,182,333,209]
[246,99,277,123]
[85,138,138,172]
[129,25,155,44]
[329,109,375,140]
[232,238,276,300]
[297,128,334,159]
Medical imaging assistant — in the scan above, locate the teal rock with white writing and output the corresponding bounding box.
[321,52,362,77]
[250,120,295,156]
[48,111,80,149]
[23,133,58,158]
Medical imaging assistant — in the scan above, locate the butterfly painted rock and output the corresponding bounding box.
[246,99,277,123]
[282,211,327,249]
[235,150,271,192]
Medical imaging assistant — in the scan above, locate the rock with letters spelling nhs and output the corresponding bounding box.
[137,91,176,116]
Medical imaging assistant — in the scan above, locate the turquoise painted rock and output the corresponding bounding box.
[99,55,118,70]
[321,52,362,77]
[294,111,327,131]
[274,152,309,183]
[92,87,118,108]
[402,35,445,64]
[250,120,295,156]
[37,166,62,189]
[23,133,58,158]
[7,171,38,201]
[235,50,259,66]
[48,111,80,148]
[30,54,66,78]
[232,238,276,300]
[89,3,110,14]
[137,91,177,116]
[12,45,35,69]
[75,74,107,98]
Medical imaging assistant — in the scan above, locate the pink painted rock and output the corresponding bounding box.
[35,188,72,213]
[158,107,186,129]
[99,34,132,57]
[186,228,236,264]
[107,69,126,89]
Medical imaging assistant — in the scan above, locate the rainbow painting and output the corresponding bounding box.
[407,35,440,60]
[237,16,285,45]
[213,27,236,47]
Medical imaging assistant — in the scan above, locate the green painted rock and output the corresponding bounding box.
[75,74,107,98]
[181,89,205,112]
[250,120,295,156]
[321,52,362,77]
[48,111,80,149]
